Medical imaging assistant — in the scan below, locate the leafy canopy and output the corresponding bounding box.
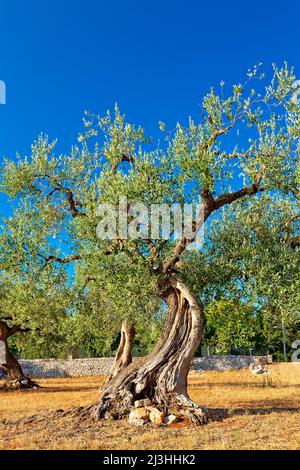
[0,63,299,352]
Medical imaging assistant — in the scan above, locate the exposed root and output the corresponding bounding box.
[97,391,209,425]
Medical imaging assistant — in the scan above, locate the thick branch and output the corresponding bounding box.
[162,183,268,273]
[0,320,30,340]
[214,183,268,210]
[7,325,30,338]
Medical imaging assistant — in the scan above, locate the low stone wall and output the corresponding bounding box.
[1,355,268,379]
[193,355,268,371]
[19,358,116,378]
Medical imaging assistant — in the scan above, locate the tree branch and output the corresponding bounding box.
[34,174,85,218]
[7,324,31,337]
[0,320,31,339]
[55,181,85,218]
[162,183,268,273]
[214,183,268,210]
[41,254,82,269]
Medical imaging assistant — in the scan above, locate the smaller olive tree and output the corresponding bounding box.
[0,207,73,389]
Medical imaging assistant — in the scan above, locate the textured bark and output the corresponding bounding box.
[0,320,37,390]
[106,320,135,382]
[97,277,208,425]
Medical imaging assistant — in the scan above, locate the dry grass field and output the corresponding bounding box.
[0,363,299,450]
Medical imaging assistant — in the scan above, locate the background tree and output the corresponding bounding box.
[192,195,300,359]
[0,64,299,422]
[0,204,73,387]
[204,299,261,354]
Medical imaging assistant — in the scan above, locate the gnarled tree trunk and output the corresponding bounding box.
[0,320,37,390]
[97,277,208,424]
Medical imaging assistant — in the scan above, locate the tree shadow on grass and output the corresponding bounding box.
[188,382,300,388]
[0,385,100,394]
[29,385,100,393]
[209,406,300,422]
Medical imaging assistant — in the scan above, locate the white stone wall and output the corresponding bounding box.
[1,355,268,378]
[19,357,116,378]
[192,355,268,371]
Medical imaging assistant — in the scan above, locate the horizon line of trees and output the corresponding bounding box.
[7,296,298,362]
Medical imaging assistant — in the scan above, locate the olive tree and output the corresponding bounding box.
[0,64,299,422]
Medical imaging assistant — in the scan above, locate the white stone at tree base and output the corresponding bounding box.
[134,407,150,420]
[128,410,146,426]
[128,407,165,426]
[134,398,152,408]
[164,414,178,425]
[149,408,164,425]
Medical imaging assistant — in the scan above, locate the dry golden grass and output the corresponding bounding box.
[0,363,299,450]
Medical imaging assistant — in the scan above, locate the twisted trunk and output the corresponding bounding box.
[0,320,37,390]
[97,277,208,424]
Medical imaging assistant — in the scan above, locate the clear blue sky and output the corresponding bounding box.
[0,0,299,215]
